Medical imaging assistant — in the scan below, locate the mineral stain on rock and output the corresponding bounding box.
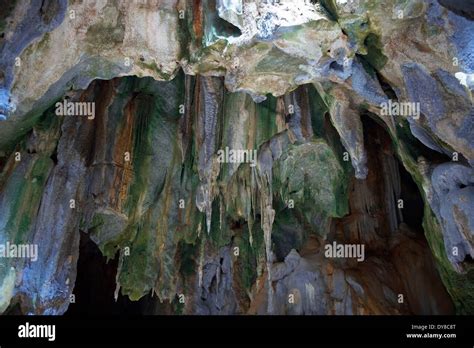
[0,0,473,315]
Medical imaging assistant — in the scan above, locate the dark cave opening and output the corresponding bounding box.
[398,159,424,232]
[375,70,398,100]
[65,231,149,316]
[361,114,425,234]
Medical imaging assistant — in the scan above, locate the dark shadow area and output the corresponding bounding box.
[361,114,425,233]
[65,231,150,316]
[438,0,474,20]
[398,160,424,233]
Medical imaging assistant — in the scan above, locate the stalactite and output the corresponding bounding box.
[195,76,223,234]
[0,0,472,316]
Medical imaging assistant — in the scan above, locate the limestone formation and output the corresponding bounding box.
[0,0,472,315]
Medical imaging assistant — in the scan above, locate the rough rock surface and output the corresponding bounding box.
[0,0,473,314]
